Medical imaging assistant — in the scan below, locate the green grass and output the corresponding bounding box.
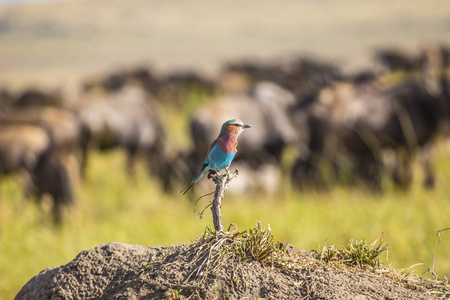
[315,235,388,269]
[1,143,450,299]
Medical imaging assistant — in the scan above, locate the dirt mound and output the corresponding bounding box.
[16,226,448,299]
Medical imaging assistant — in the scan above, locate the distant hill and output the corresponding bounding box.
[0,0,66,5]
[0,0,449,88]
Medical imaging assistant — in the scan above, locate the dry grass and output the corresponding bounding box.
[150,221,450,298]
[183,222,284,283]
[314,234,388,269]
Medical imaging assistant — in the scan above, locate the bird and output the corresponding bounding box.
[181,119,251,195]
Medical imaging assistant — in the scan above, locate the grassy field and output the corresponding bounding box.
[1,138,450,298]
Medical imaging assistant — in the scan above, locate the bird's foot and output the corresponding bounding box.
[225,169,239,184]
[207,169,220,178]
[208,170,221,183]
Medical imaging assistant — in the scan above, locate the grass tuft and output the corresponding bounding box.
[204,221,286,262]
[315,234,388,269]
[182,221,288,283]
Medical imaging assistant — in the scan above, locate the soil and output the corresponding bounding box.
[15,239,448,299]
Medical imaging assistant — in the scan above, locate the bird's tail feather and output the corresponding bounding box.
[180,167,207,195]
[181,181,195,195]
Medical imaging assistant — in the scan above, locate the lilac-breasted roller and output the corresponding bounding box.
[181,119,251,194]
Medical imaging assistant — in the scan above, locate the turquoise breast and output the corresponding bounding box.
[206,143,237,171]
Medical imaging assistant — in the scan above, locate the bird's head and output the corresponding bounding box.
[220,119,251,136]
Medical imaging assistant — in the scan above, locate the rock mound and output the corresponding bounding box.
[16,229,448,299]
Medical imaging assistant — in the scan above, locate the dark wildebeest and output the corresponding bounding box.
[159,71,217,97]
[375,45,450,75]
[74,84,169,189]
[0,89,13,111]
[30,148,75,225]
[0,122,73,224]
[82,71,129,93]
[0,123,51,176]
[0,103,87,224]
[290,60,450,190]
[222,56,342,97]
[14,88,63,108]
[82,67,218,107]
[374,48,422,73]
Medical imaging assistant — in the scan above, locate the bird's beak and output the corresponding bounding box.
[243,124,251,129]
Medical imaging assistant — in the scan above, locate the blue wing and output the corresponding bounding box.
[180,139,218,194]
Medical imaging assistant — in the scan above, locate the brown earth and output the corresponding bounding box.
[16,238,448,299]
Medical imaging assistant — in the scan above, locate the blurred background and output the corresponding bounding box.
[1,0,450,298]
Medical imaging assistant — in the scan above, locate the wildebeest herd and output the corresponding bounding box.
[1,43,449,224]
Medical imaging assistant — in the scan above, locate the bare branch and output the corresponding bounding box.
[199,203,212,219]
[194,191,215,213]
[209,169,239,232]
